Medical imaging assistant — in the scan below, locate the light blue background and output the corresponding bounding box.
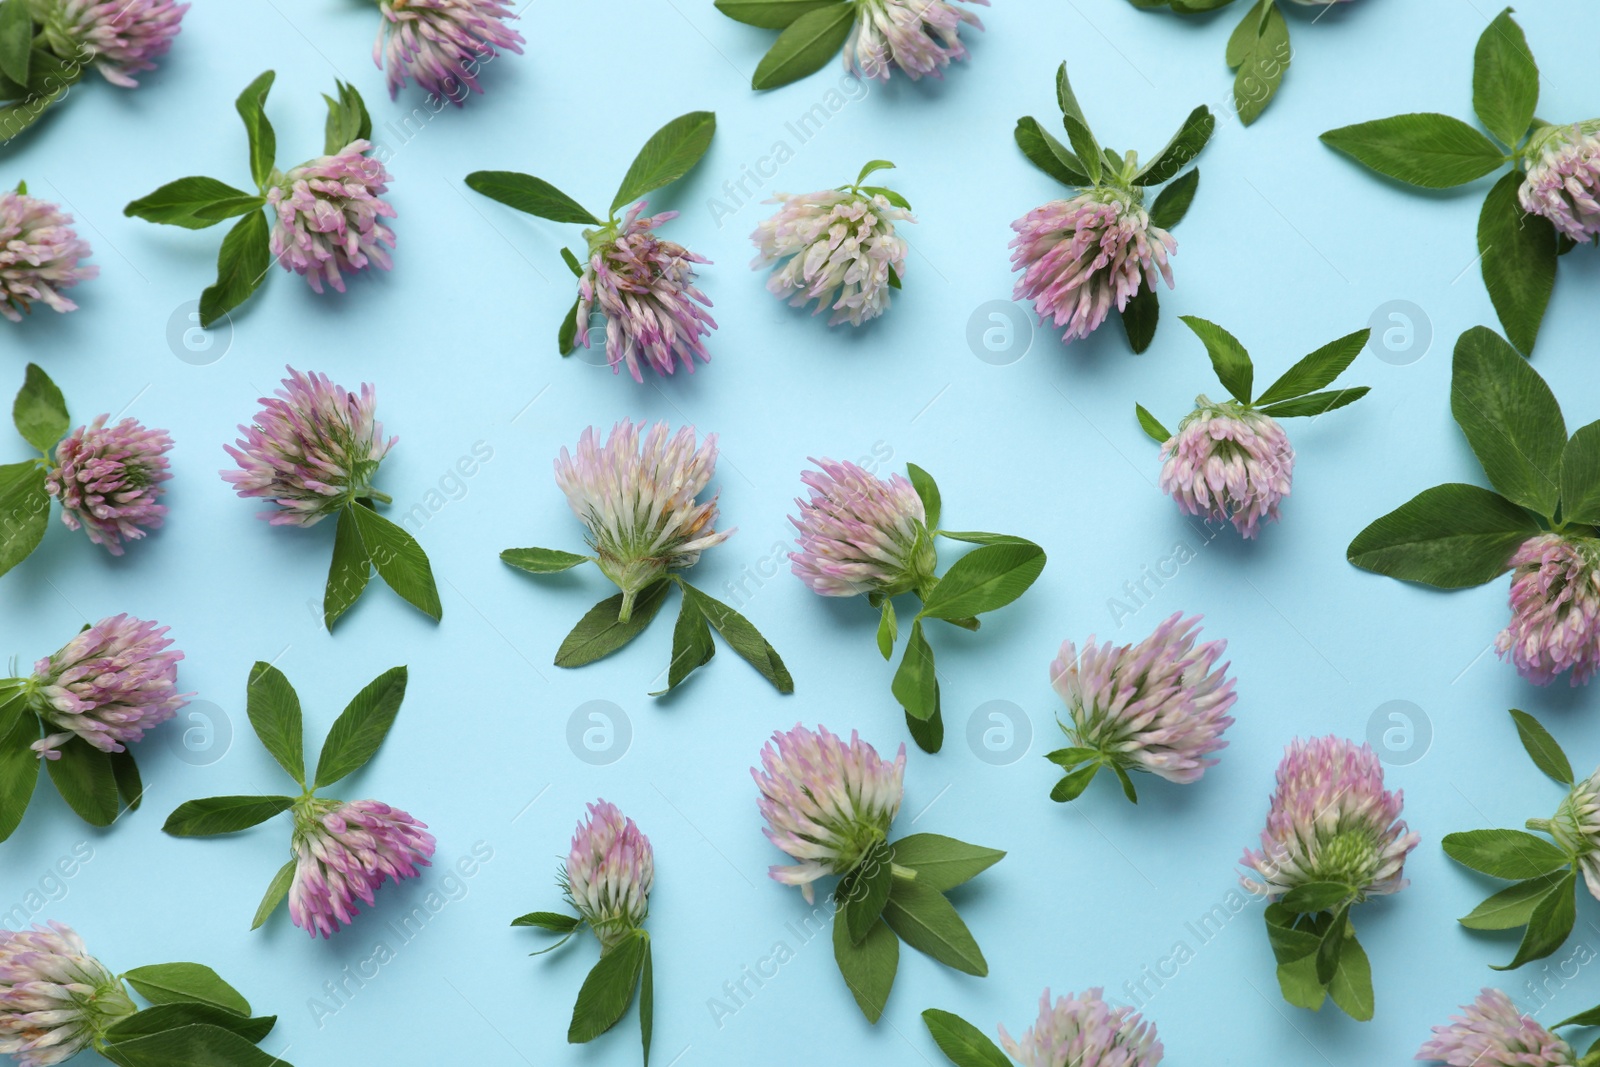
[3,1,1599,1064]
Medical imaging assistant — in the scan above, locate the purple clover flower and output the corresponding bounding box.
[46,416,172,554]
[1051,612,1236,786]
[0,190,97,322]
[1159,397,1294,539]
[45,0,188,88]
[753,724,906,902]
[564,800,654,951]
[222,367,396,527]
[553,419,731,619]
[1240,735,1419,901]
[750,189,912,325]
[1520,123,1600,243]
[1496,534,1600,686]
[843,0,987,82]
[374,0,524,104]
[788,458,931,597]
[1010,190,1174,344]
[288,798,436,938]
[1417,988,1575,1066]
[267,142,397,294]
[27,614,187,760]
[576,202,715,381]
[998,988,1163,1067]
[0,922,135,1067]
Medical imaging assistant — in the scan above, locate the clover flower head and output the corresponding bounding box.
[1519,123,1600,243]
[1010,188,1174,344]
[750,189,912,326]
[788,458,932,597]
[222,367,396,528]
[563,800,654,950]
[844,0,987,83]
[1052,613,1236,785]
[267,142,397,294]
[1495,534,1600,686]
[374,0,524,103]
[47,0,188,87]
[998,987,1163,1067]
[753,724,906,903]
[0,190,97,322]
[28,614,187,760]
[1240,735,1419,900]
[577,202,715,382]
[0,922,135,1067]
[553,419,731,618]
[1416,988,1575,1067]
[1159,396,1293,539]
[289,798,436,938]
[46,416,173,554]
[1543,769,1600,902]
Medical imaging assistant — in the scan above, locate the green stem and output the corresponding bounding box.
[618,589,636,624]
[1527,817,1553,834]
[890,863,918,881]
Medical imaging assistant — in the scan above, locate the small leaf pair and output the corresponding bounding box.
[513,920,654,1067]
[877,466,1046,753]
[0,680,148,844]
[830,834,1005,1023]
[102,961,292,1067]
[1443,710,1593,971]
[1262,889,1375,1021]
[501,558,793,697]
[1321,9,1578,354]
[126,73,383,326]
[1136,317,1372,439]
[716,1,858,90]
[1013,62,1213,352]
[464,111,716,357]
[1136,318,1370,538]
[322,497,442,631]
[1127,0,1304,126]
[1349,326,1595,598]
[163,663,423,934]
